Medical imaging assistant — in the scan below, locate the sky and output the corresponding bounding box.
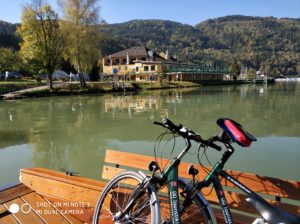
[0,0,299,26]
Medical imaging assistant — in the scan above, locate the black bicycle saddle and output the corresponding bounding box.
[246,194,300,223]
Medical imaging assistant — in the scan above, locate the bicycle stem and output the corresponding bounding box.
[176,138,191,161]
[205,144,234,182]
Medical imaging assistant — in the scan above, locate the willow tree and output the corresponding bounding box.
[58,0,101,88]
[17,0,63,89]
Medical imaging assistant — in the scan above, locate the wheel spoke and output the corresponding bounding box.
[93,172,157,224]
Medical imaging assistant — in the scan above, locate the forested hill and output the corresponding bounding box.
[102,16,300,75]
[195,16,300,75]
[0,21,20,50]
[1,15,300,75]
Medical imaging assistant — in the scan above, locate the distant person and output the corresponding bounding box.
[70,72,74,82]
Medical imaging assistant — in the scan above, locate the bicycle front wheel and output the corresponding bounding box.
[93,171,160,224]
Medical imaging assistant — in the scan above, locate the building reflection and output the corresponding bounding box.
[104,91,183,119]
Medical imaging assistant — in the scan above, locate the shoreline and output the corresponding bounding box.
[0,78,278,100]
[0,81,200,100]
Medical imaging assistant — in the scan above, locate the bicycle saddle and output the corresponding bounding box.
[217,118,257,147]
[246,195,300,224]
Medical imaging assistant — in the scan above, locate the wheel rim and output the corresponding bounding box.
[96,175,153,224]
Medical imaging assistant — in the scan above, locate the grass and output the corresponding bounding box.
[132,81,199,90]
[0,80,45,95]
[1,80,200,100]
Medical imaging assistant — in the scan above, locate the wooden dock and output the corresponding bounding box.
[0,168,106,224]
[0,149,299,223]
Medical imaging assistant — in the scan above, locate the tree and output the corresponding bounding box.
[230,58,241,80]
[0,47,22,73]
[157,64,168,86]
[58,0,101,87]
[17,0,63,89]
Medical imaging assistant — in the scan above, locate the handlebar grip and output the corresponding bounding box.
[162,118,180,130]
[153,121,164,127]
[207,141,222,151]
[195,135,222,151]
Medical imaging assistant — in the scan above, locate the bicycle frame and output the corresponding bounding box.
[113,138,191,224]
[195,144,269,224]
[156,138,192,224]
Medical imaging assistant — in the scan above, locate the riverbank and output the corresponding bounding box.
[0,81,199,100]
[0,81,44,95]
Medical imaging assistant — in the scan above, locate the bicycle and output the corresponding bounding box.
[93,118,300,224]
[93,118,219,224]
[176,118,300,224]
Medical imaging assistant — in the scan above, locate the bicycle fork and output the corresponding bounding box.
[113,174,152,222]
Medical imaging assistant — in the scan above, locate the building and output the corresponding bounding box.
[102,46,229,82]
[102,46,177,81]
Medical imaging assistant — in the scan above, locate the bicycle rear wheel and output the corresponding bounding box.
[160,177,216,224]
[92,171,160,224]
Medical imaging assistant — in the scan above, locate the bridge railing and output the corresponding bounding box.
[166,64,230,74]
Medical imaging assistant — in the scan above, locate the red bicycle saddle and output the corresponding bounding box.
[217,118,257,147]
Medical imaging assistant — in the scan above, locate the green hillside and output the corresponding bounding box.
[0,21,20,50]
[102,16,300,75]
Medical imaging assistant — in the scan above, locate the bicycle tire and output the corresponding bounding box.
[92,171,160,224]
[160,177,217,224]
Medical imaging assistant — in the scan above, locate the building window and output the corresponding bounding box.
[151,65,155,71]
[142,57,146,61]
[136,67,139,72]
[123,58,126,64]
[116,59,120,64]
[144,66,149,71]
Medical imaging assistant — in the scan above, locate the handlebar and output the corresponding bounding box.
[154,118,222,151]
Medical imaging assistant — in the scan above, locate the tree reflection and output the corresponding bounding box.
[0,83,299,181]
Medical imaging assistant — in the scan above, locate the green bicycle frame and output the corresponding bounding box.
[158,138,191,224]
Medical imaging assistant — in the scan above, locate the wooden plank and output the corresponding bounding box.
[0,205,6,215]
[22,192,70,224]
[0,184,33,204]
[20,170,104,208]
[4,198,44,224]
[104,149,300,200]
[44,196,85,224]
[158,191,255,224]
[20,168,105,192]
[214,209,255,224]
[0,214,18,224]
[102,165,300,216]
[0,182,20,192]
[102,165,125,181]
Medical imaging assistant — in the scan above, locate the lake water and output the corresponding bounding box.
[0,82,299,186]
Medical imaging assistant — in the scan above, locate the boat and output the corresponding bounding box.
[1,151,299,224]
[0,168,105,224]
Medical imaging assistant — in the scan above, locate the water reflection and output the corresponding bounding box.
[0,83,299,185]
